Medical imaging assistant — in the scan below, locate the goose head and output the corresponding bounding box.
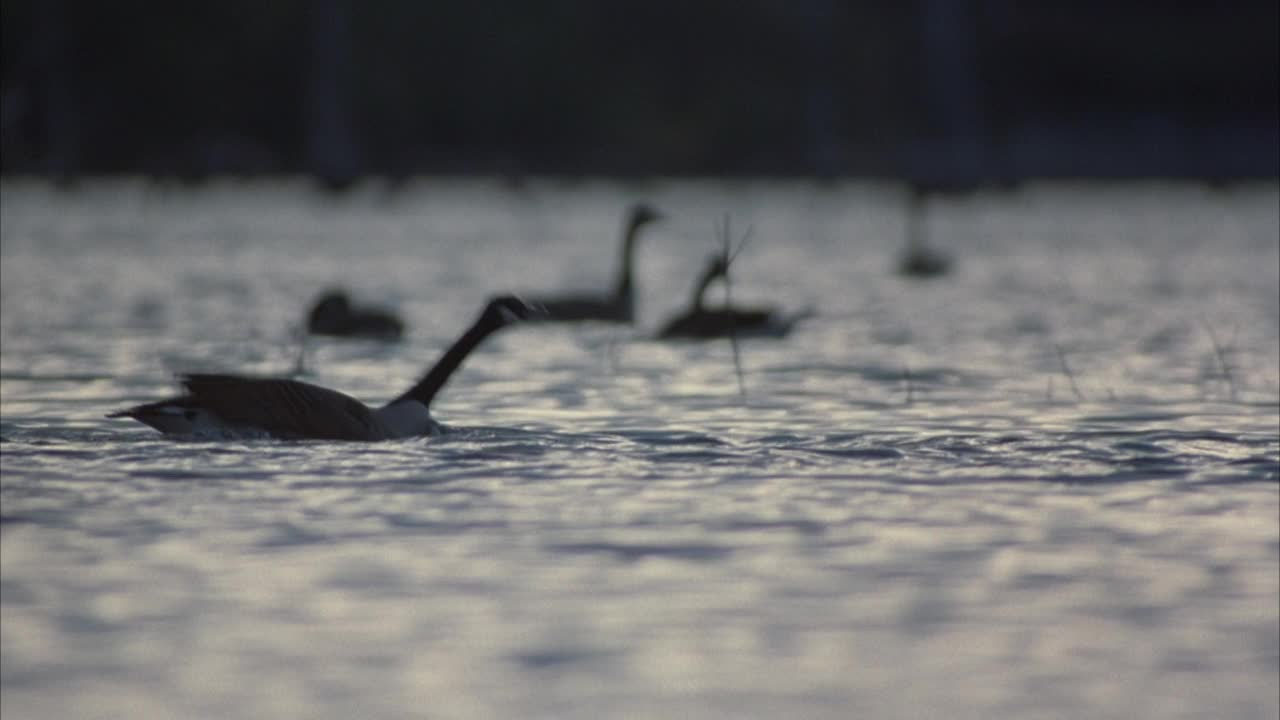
[312,290,352,316]
[688,252,732,309]
[628,203,663,230]
[483,295,546,326]
[308,290,355,333]
[705,252,732,281]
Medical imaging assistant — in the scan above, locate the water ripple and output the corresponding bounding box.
[2,180,1277,720]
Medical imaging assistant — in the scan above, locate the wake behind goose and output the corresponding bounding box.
[108,296,541,440]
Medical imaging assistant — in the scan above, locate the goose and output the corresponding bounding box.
[657,252,811,339]
[307,289,405,340]
[896,184,953,278]
[108,295,541,440]
[530,203,662,322]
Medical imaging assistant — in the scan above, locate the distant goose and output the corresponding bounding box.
[307,289,405,339]
[896,184,953,278]
[658,220,812,340]
[657,253,811,339]
[530,203,662,322]
[108,296,541,440]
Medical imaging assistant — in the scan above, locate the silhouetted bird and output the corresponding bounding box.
[307,289,404,340]
[530,203,662,322]
[896,184,954,279]
[658,252,812,340]
[108,296,542,440]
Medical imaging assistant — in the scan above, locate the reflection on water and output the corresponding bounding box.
[1,179,1278,720]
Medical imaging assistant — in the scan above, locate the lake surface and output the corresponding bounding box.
[2,178,1278,720]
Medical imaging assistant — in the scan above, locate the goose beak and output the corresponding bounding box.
[523,300,550,320]
[490,294,548,323]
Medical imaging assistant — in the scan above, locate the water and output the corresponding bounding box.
[2,178,1278,720]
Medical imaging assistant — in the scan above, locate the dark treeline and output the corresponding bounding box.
[2,0,1277,184]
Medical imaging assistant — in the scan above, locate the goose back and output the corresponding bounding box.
[184,374,385,440]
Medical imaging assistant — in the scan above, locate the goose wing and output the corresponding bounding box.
[180,373,383,440]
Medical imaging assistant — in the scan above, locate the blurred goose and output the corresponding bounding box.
[896,184,953,278]
[658,220,812,340]
[530,203,662,322]
[307,289,405,339]
[657,253,811,339]
[108,296,541,440]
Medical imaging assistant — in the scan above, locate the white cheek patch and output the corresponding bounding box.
[374,400,435,438]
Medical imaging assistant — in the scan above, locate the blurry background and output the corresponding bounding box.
[2,0,1277,185]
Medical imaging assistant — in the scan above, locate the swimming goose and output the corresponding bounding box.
[530,203,662,322]
[659,218,811,340]
[896,184,953,278]
[108,296,541,440]
[307,289,405,339]
[657,253,811,339]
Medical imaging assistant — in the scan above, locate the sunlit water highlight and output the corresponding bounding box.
[2,179,1278,719]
